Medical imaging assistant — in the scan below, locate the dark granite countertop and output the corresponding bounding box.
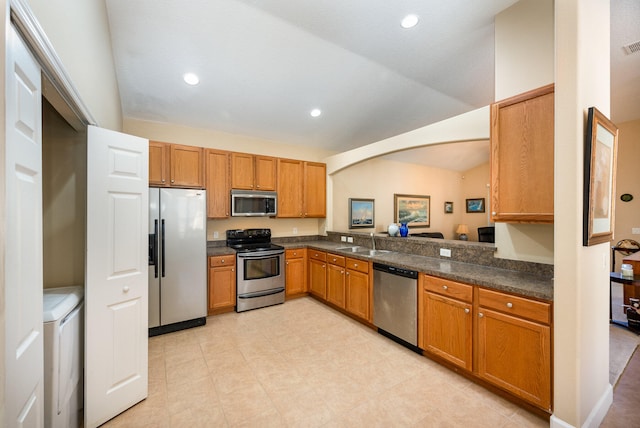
[280,240,553,301]
[207,246,236,257]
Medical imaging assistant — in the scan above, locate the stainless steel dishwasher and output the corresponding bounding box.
[373,262,419,350]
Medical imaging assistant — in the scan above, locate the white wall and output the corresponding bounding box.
[553,0,613,426]
[26,0,122,130]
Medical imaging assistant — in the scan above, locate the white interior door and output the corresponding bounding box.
[85,126,148,427]
[5,25,44,428]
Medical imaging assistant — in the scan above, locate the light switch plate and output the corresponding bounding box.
[341,236,347,242]
[213,231,219,239]
[440,248,451,257]
[293,227,298,234]
[347,237,354,243]
[633,228,640,235]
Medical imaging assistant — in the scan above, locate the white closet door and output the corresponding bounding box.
[84,126,148,427]
[5,25,44,428]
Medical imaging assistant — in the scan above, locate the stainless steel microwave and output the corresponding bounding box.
[231,190,277,217]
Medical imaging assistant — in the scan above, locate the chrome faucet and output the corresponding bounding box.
[370,232,376,251]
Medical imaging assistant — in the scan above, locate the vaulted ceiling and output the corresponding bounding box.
[106,0,640,171]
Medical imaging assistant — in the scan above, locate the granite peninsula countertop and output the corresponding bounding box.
[206,238,553,301]
[280,240,553,301]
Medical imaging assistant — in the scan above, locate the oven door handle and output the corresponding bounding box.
[238,287,285,299]
[236,249,285,258]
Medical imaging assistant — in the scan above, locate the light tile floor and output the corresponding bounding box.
[102,297,548,427]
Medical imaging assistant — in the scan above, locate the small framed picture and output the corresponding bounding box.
[349,198,375,229]
[466,198,485,213]
[444,201,453,214]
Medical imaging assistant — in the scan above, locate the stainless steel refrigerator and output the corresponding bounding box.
[148,188,207,336]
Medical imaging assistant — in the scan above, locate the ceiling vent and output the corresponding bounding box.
[623,40,640,55]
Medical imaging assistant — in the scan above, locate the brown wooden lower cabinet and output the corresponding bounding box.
[418,274,473,371]
[327,254,346,308]
[285,249,307,297]
[208,255,236,314]
[476,288,552,412]
[345,258,371,322]
[308,250,327,299]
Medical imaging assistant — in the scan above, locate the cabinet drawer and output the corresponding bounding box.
[309,250,326,262]
[422,275,473,303]
[327,253,346,267]
[285,249,305,259]
[346,258,369,273]
[209,255,235,268]
[478,288,550,324]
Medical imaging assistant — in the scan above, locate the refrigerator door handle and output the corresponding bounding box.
[153,219,159,278]
[161,219,166,278]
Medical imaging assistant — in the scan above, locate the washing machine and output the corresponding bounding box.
[43,285,84,428]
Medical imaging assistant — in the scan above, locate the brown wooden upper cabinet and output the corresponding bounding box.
[205,149,230,218]
[149,141,204,188]
[490,84,554,223]
[277,159,326,218]
[230,152,277,191]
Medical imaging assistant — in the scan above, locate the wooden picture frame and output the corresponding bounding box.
[583,107,618,246]
[466,198,485,213]
[394,194,430,227]
[349,198,375,229]
[444,201,453,214]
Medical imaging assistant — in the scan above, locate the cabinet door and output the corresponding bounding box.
[208,265,236,312]
[149,141,169,186]
[205,149,230,218]
[277,158,304,217]
[327,263,346,308]
[303,162,326,218]
[308,258,326,299]
[490,84,554,223]
[285,250,307,296]
[170,144,204,187]
[346,269,369,320]
[231,152,255,189]
[421,291,472,370]
[255,156,277,191]
[476,308,551,411]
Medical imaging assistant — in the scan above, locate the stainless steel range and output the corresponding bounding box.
[226,229,285,312]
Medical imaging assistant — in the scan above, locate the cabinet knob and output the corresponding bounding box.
[322,264,325,268]
[333,258,337,262]
[506,302,513,308]
[341,270,344,274]
[478,313,484,318]
[286,261,289,265]
[221,259,224,263]
[161,179,165,183]
[354,264,358,268]
[171,179,175,183]
[123,286,130,293]
[464,308,470,314]
[442,285,448,290]
[256,185,260,188]
[492,211,496,215]
[231,268,235,272]
[346,272,349,275]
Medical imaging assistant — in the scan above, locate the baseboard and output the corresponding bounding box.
[550,384,613,428]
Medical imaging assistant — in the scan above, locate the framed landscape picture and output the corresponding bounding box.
[466,198,485,213]
[394,194,430,227]
[349,198,375,228]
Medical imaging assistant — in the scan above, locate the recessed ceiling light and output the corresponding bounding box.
[310,108,322,118]
[183,73,200,85]
[401,14,419,29]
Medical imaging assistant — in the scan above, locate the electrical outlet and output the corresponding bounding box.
[440,248,451,257]
[213,231,219,239]
[293,227,298,234]
[633,228,640,235]
[347,237,354,243]
[341,236,347,242]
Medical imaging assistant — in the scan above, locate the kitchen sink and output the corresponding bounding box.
[335,246,363,252]
[354,249,392,257]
